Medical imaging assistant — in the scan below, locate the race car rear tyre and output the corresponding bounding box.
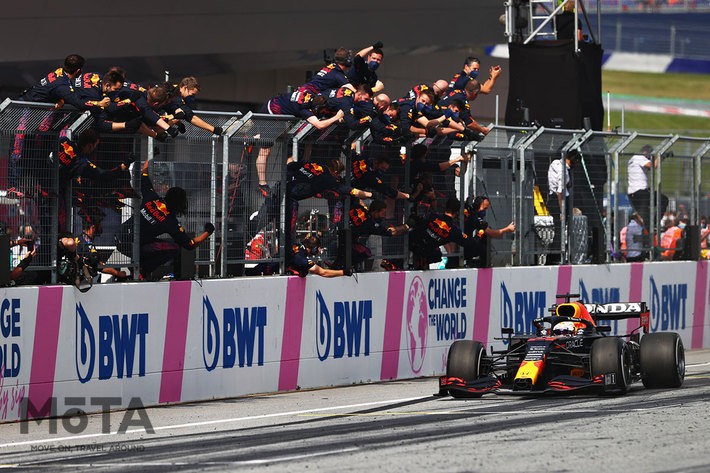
[447,340,485,382]
[591,337,631,394]
[640,332,685,388]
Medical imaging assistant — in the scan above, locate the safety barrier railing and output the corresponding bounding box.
[1,100,709,285]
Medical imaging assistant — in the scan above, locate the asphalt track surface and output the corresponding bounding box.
[1,350,709,473]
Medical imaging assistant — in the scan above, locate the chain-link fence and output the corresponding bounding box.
[1,99,709,284]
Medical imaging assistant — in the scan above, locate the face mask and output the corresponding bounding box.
[367,60,380,71]
[678,222,686,230]
[469,70,479,80]
[416,102,431,113]
[478,210,487,218]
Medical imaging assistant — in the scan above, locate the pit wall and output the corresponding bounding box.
[1,261,707,422]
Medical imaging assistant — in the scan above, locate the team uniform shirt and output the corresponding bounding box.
[163,84,197,122]
[57,137,126,183]
[418,212,469,247]
[627,154,651,194]
[139,173,195,249]
[286,244,317,277]
[103,86,162,126]
[349,202,391,241]
[286,161,353,200]
[463,206,489,260]
[22,67,90,110]
[322,87,375,130]
[369,114,404,144]
[437,89,474,126]
[261,90,317,120]
[449,71,475,91]
[401,83,431,103]
[72,72,104,103]
[298,63,349,95]
[347,55,378,89]
[351,158,398,199]
[548,159,572,197]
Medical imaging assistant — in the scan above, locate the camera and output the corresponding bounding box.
[26,240,34,252]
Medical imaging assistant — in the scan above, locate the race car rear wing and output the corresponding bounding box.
[583,302,650,333]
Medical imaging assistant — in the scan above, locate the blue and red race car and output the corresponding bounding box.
[439,294,685,397]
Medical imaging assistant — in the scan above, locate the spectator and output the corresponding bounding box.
[627,144,669,230]
[137,160,214,280]
[660,216,685,261]
[462,195,515,267]
[547,148,581,263]
[624,211,646,262]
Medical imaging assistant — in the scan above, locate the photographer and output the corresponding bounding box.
[628,144,669,230]
[57,233,98,291]
[8,234,36,285]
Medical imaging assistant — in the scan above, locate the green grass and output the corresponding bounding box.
[602,70,710,135]
[603,70,710,101]
[605,110,710,135]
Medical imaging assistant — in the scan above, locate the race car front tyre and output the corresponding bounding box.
[447,340,485,382]
[591,337,631,395]
[640,332,685,388]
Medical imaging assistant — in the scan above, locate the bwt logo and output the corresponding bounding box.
[650,276,687,332]
[202,296,267,371]
[316,290,372,361]
[579,279,620,333]
[75,304,148,383]
[578,279,620,305]
[500,282,546,338]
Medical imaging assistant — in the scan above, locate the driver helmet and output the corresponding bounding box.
[552,321,577,336]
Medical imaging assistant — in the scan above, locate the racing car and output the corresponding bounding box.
[439,294,685,397]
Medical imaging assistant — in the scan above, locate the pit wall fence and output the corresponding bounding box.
[0,260,707,423]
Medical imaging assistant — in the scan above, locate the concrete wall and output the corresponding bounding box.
[0,261,706,423]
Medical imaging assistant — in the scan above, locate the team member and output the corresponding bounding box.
[163,76,225,136]
[288,234,347,278]
[351,154,409,201]
[409,197,475,270]
[449,56,502,95]
[298,47,352,95]
[332,199,409,271]
[137,160,214,280]
[347,41,385,92]
[21,54,92,110]
[256,91,345,195]
[463,195,515,267]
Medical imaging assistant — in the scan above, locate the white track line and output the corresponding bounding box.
[0,396,430,449]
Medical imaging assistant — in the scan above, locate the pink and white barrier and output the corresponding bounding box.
[1,261,708,422]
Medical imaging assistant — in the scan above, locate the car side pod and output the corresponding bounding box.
[640,332,685,388]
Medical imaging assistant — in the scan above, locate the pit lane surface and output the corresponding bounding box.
[1,350,709,473]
